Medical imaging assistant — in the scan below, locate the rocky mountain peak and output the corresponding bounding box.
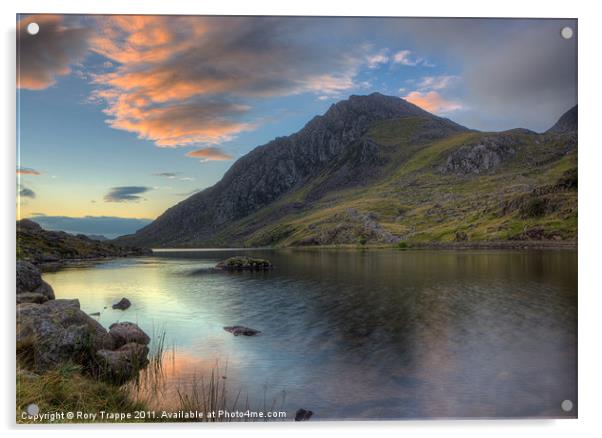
[546,105,577,133]
[321,92,430,123]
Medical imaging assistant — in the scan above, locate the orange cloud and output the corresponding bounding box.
[185,147,233,162]
[17,15,90,90]
[88,16,364,147]
[17,167,41,175]
[404,91,462,114]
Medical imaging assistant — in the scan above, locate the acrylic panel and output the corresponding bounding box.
[16,14,577,423]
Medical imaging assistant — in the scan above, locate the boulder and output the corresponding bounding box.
[223,325,262,336]
[294,409,313,421]
[16,261,55,300]
[216,256,273,271]
[108,322,151,348]
[112,297,131,310]
[17,299,114,373]
[454,231,468,242]
[95,342,149,384]
[16,292,49,304]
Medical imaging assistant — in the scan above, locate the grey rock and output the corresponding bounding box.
[443,135,519,175]
[95,342,149,384]
[108,322,151,348]
[16,292,49,304]
[298,208,400,246]
[294,409,313,421]
[17,299,114,373]
[112,297,131,310]
[33,281,55,300]
[454,231,468,242]
[17,261,54,300]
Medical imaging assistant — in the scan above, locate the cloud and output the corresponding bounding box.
[27,215,152,239]
[366,51,390,69]
[153,172,179,178]
[392,50,432,67]
[19,187,36,198]
[104,186,152,202]
[186,147,233,162]
[88,16,369,147]
[404,91,463,114]
[398,18,577,130]
[17,15,90,90]
[17,167,41,175]
[414,75,460,91]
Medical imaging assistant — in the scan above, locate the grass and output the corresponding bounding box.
[16,363,147,424]
[17,329,288,424]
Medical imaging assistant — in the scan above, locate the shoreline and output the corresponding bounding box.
[150,240,577,252]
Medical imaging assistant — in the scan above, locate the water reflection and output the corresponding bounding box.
[43,249,577,419]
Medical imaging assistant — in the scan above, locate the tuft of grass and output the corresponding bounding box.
[16,363,147,423]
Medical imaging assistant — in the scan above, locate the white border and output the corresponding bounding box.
[2,1,601,437]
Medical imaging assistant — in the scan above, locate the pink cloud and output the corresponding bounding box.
[88,16,365,147]
[404,91,462,114]
[185,147,233,162]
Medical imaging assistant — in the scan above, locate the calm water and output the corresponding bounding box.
[43,249,577,420]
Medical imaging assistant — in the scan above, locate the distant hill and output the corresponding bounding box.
[17,219,151,264]
[86,234,109,241]
[116,94,577,248]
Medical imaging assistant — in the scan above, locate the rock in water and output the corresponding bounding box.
[112,297,131,310]
[216,256,273,271]
[16,299,114,373]
[223,326,262,336]
[109,322,151,347]
[16,261,55,301]
[294,409,313,421]
[95,343,150,384]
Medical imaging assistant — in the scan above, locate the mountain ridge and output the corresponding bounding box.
[116,94,577,248]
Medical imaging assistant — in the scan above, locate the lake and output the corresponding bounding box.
[43,248,577,420]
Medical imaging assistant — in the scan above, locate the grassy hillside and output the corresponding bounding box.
[207,119,577,247]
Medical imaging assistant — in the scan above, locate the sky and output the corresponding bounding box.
[16,15,577,237]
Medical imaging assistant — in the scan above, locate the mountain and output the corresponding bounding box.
[547,105,578,134]
[116,94,577,248]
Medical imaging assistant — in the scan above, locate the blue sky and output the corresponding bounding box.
[16,15,577,236]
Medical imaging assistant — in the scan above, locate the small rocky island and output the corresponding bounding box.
[216,256,273,271]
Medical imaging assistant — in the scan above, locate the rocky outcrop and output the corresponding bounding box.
[296,208,400,246]
[16,261,55,304]
[17,299,114,372]
[443,135,520,175]
[223,326,262,336]
[546,105,577,134]
[216,256,273,271]
[108,322,151,347]
[16,299,150,384]
[95,343,149,384]
[17,218,151,264]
